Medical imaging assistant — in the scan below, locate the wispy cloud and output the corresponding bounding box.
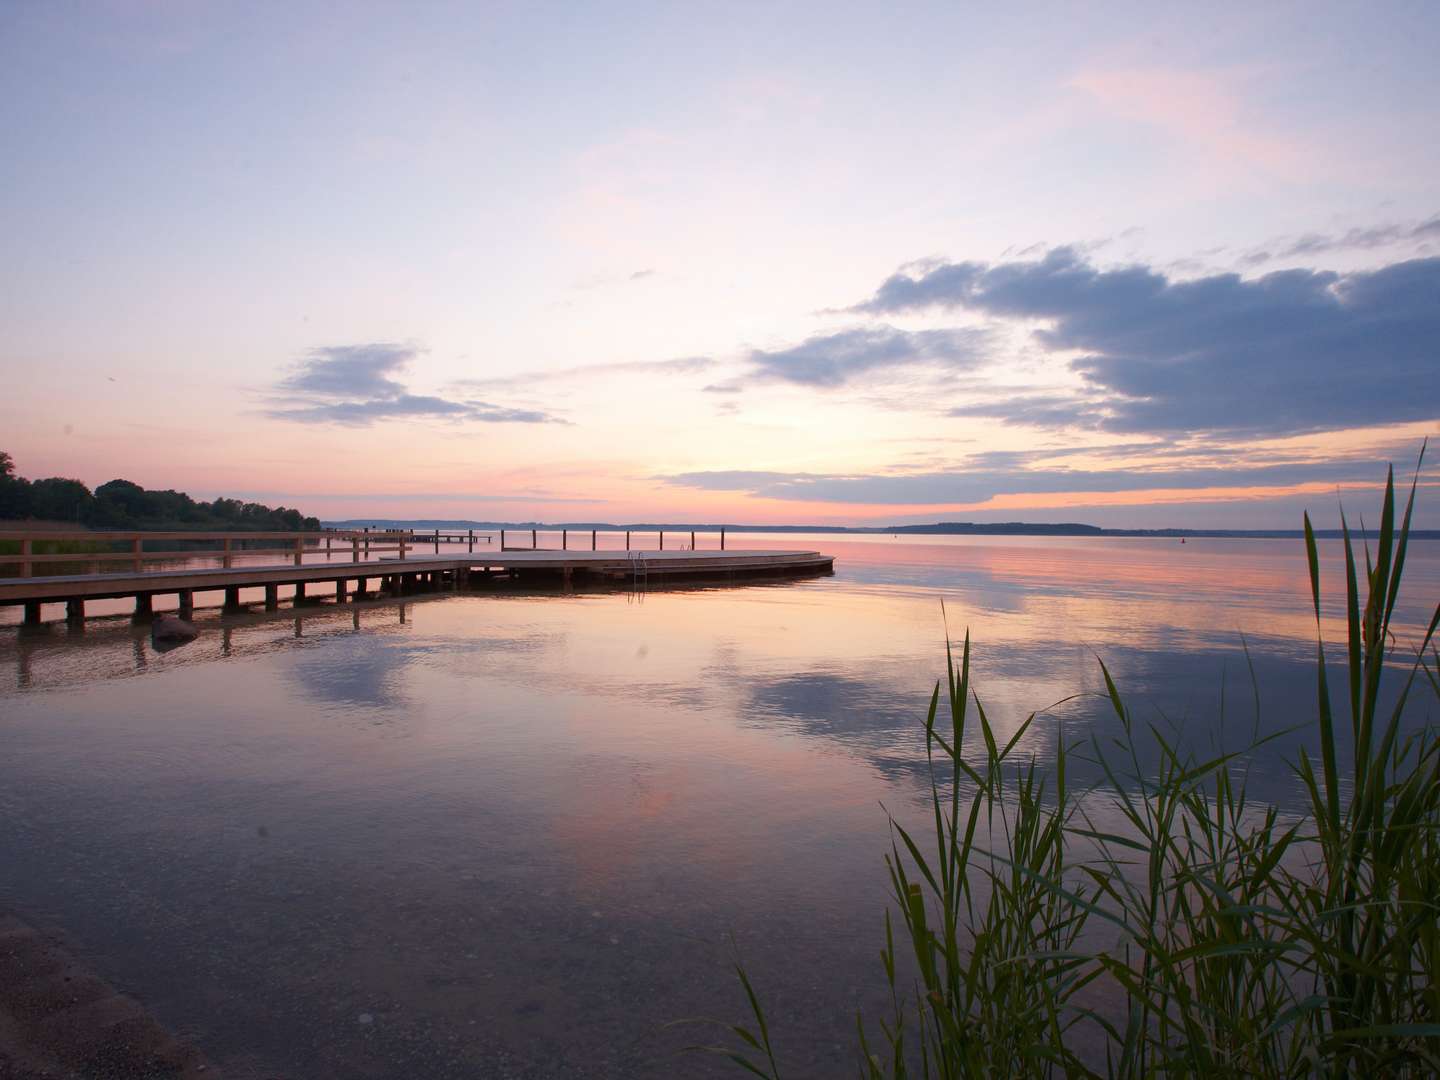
[853,248,1440,437]
[459,355,714,394]
[1240,213,1440,266]
[747,326,989,388]
[268,343,566,427]
[1069,67,1311,179]
[660,452,1427,506]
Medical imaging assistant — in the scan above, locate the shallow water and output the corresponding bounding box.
[1,535,1437,1078]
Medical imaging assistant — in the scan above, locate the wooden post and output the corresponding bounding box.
[531,528,537,549]
[352,536,360,563]
[336,579,347,602]
[626,530,631,550]
[721,526,726,551]
[293,535,304,567]
[223,537,233,569]
[399,535,408,561]
[134,593,152,617]
[364,527,370,555]
[177,591,193,617]
[264,584,278,610]
[562,529,568,551]
[691,530,696,550]
[434,528,440,554]
[19,538,31,577]
[23,601,41,625]
[295,581,307,603]
[592,529,597,550]
[500,528,506,549]
[225,586,242,610]
[66,598,85,621]
[659,531,664,551]
[326,534,332,557]
[468,529,474,553]
[132,535,143,573]
[355,577,368,598]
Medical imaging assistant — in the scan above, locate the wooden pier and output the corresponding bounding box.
[0,530,833,625]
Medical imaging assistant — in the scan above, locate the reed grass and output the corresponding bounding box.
[703,454,1440,1078]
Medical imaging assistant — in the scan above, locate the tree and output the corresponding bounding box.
[30,477,91,522]
[0,453,318,529]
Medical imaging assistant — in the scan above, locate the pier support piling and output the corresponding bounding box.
[22,601,41,626]
[294,581,307,603]
[264,584,278,610]
[224,586,243,611]
[336,579,347,602]
[178,590,194,617]
[133,594,152,618]
[66,598,85,622]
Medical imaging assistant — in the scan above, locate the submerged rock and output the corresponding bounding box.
[151,614,198,649]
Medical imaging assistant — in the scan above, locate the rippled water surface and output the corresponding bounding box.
[2,535,1438,1078]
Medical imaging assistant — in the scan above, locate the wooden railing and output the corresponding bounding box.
[0,525,736,577]
[0,530,414,578]
[495,527,727,552]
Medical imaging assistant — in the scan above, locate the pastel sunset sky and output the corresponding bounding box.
[3,1,1437,526]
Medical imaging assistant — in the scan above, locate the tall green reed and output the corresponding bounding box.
[706,454,1440,1078]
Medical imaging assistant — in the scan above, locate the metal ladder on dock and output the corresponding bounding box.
[626,550,648,590]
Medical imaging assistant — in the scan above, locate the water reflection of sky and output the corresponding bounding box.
[0,537,1436,1078]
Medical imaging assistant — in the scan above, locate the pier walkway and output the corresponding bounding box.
[1,536,834,624]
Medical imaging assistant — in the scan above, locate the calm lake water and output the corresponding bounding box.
[2,534,1437,1078]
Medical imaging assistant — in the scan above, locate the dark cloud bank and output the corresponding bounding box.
[851,247,1439,438]
[267,344,563,426]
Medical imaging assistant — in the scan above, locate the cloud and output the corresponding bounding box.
[1069,67,1309,179]
[1242,213,1440,266]
[948,395,1105,429]
[467,355,714,394]
[277,343,413,399]
[747,326,988,388]
[268,342,565,426]
[267,395,558,426]
[853,248,1440,437]
[659,453,1426,506]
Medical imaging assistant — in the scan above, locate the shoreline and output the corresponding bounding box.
[0,910,214,1079]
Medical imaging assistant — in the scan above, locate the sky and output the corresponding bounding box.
[2,0,1437,527]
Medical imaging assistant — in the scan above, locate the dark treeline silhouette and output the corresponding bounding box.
[0,451,319,531]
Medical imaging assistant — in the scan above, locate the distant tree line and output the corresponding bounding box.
[0,451,320,531]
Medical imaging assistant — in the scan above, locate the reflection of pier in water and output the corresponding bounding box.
[3,563,838,691]
[6,593,430,691]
